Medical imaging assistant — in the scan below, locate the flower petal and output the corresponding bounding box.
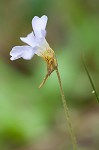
[20,32,36,47]
[10,46,35,60]
[32,15,48,38]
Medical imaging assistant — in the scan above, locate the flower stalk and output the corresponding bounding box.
[39,51,77,149]
[56,68,77,150]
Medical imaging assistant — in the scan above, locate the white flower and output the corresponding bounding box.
[10,15,50,61]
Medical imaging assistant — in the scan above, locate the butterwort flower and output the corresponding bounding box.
[10,15,57,79]
[10,15,77,148]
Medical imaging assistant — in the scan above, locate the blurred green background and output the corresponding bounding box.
[0,0,99,150]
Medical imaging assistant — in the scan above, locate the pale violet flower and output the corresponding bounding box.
[10,15,50,60]
[10,15,58,86]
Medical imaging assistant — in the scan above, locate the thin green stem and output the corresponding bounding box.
[56,68,77,150]
[82,56,99,103]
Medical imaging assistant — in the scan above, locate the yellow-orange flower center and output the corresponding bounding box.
[41,48,58,75]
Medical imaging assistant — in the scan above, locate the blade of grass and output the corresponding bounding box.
[82,55,99,103]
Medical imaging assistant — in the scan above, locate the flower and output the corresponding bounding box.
[10,15,57,84]
[10,15,50,60]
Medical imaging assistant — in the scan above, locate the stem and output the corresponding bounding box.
[56,68,77,150]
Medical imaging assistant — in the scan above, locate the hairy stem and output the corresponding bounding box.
[56,68,77,150]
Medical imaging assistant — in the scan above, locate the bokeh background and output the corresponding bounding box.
[0,0,99,150]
